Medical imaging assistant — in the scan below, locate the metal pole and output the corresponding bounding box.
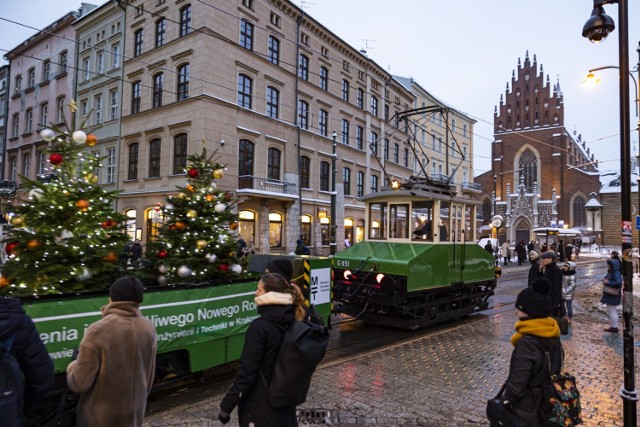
[330,131,337,255]
[636,41,640,252]
[617,2,638,425]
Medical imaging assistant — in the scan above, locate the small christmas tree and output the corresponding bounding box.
[0,103,129,296]
[144,146,244,285]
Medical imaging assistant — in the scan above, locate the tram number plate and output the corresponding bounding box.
[335,259,350,268]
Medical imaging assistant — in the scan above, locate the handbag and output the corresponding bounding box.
[602,284,620,296]
[552,308,568,335]
[486,384,529,427]
[540,351,582,426]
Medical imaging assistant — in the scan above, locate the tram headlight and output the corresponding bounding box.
[376,273,385,284]
[344,269,353,280]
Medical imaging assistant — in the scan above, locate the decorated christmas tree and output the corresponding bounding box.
[0,104,129,296]
[144,146,245,286]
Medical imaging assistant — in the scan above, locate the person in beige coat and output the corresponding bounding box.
[66,277,157,427]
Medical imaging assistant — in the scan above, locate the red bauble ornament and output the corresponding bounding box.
[217,263,230,272]
[157,249,168,259]
[101,219,116,229]
[224,192,233,201]
[5,242,19,255]
[49,153,64,165]
[188,168,199,178]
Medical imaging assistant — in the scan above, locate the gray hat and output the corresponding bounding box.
[540,251,557,260]
[529,250,539,260]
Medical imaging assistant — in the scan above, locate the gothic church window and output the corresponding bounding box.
[573,197,586,227]
[519,149,537,192]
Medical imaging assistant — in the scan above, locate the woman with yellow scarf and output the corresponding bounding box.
[492,278,563,426]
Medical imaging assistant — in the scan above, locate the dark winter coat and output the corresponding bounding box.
[66,301,157,427]
[528,259,542,287]
[502,331,563,426]
[543,262,563,311]
[516,243,527,262]
[220,293,298,427]
[600,259,622,306]
[0,297,54,422]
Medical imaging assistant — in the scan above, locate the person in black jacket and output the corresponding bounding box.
[218,273,307,427]
[540,250,563,315]
[498,279,563,425]
[527,250,541,287]
[0,297,54,426]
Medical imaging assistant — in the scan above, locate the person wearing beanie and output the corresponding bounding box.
[265,259,294,283]
[561,261,577,325]
[66,277,157,427]
[491,279,563,425]
[527,250,541,288]
[539,251,562,316]
[601,258,622,332]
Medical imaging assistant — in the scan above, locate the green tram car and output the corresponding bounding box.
[332,179,500,330]
[21,256,332,385]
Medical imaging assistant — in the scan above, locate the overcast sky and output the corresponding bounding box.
[2,0,639,177]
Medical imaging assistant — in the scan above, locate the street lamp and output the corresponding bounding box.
[583,1,637,425]
[330,131,337,255]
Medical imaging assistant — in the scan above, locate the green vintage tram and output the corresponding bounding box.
[332,178,499,330]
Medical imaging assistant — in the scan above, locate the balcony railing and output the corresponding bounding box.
[461,181,482,191]
[238,175,297,196]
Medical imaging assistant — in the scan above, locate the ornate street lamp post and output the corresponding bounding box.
[583,1,637,424]
[330,131,337,255]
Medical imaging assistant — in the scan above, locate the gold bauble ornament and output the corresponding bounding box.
[205,194,215,202]
[103,251,118,262]
[186,184,196,192]
[229,222,238,230]
[10,216,24,227]
[27,239,41,250]
[75,199,90,210]
[85,133,98,146]
[84,173,98,184]
[196,239,208,250]
[213,169,224,179]
[186,210,198,218]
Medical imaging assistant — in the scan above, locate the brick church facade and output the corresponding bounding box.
[475,52,601,245]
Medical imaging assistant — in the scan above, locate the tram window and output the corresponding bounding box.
[412,201,433,241]
[439,202,450,241]
[390,204,409,238]
[369,202,386,239]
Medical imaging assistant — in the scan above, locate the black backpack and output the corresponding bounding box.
[0,334,25,427]
[261,318,330,408]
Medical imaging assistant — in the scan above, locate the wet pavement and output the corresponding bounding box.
[143,275,638,426]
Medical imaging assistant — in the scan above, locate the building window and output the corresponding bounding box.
[343,60,350,72]
[356,88,364,109]
[155,18,166,47]
[57,97,65,123]
[25,108,33,133]
[23,154,31,178]
[300,156,310,188]
[357,171,364,197]
[40,103,48,128]
[106,147,116,183]
[82,57,90,81]
[237,73,252,109]
[94,94,102,124]
[37,151,46,175]
[298,54,308,80]
[173,133,188,175]
[370,96,378,116]
[28,68,35,88]
[131,81,141,114]
[270,12,280,27]
[148,138,161,177]
[266,86,279,118]
[240,19,254,51]
[179,5,191,37]
[111,43,120,68]
[356,125,363,150]
[267,147,280,181]
[109,88,118,121]
[343,167,351,196]
[43,61,51,81]
[153,73,164,108]
[269,212,283,248]
[128,143,139,180]
[9,158,16,181]
[59,51,68,73]
[384,138,389,161]
[177,63,189,100]
[370,175,379,193]
[134,29,144,57]
[341,119,349,145]
[318,109,328,137]
[268,36,280,65]
[573,197,586,227]
[463,124,468,137]
[370,131,378,155]
[297,99,308,129]
[319,66,328,91]
[341,79,349,102]
[300,33,309,46]
[320,161,330,191]
[242,0,254,9]
[394,143,399,163]
[404,148,409,167]
[97,51,104,74]
[238,139,254,189]
[519,149,538,192]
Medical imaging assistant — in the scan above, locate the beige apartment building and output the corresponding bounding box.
[117,0,418,255]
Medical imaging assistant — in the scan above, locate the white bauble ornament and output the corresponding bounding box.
[230,263,243,274]
[218,234,227,243]
[214,203,226,213]
[177,265,192,277]
[54,229,74,245]
[72,130,87,143]
[29,188,44,200]
[164,204,174,211]
[157,275,168,285]
[40,128,55,142]
[205,253,217,263]
[158,264,168,274]
[76,268,92,282]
